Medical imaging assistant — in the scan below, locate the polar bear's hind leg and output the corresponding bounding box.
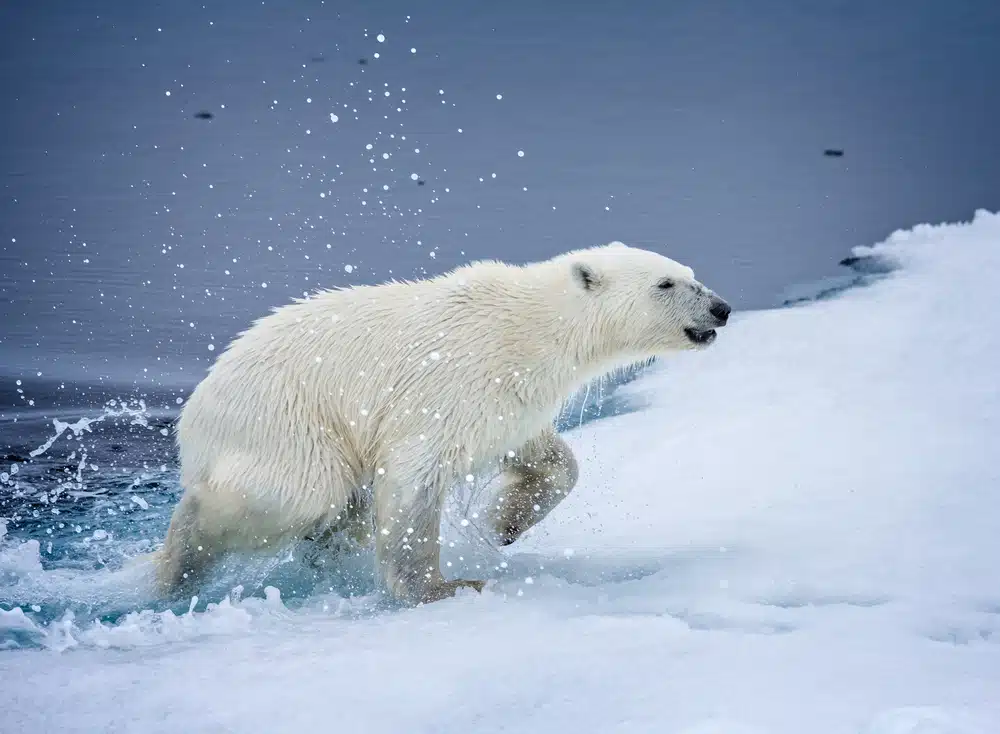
[154,490,227,596]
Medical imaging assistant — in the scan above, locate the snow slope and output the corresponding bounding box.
[1,211,1000,733]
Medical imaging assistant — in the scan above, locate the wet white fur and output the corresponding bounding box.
[157,242,724,601]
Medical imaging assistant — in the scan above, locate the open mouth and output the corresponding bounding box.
[684,327,717,346]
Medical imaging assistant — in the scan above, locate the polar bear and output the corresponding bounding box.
[155,242,730,604]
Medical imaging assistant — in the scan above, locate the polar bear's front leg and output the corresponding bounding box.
[373,464,484,604]
[488,428,579,546]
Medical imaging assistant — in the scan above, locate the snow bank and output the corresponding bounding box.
[1,211,999,733]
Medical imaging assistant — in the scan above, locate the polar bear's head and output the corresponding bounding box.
[563,242,730,355]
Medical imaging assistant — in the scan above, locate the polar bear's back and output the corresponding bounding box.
[173,268,553,511]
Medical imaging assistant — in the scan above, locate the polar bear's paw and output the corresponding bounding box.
[417,578,486,604]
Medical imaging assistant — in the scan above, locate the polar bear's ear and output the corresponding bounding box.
[571,262,603,292]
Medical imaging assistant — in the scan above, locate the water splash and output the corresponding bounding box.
[29,399,153,459]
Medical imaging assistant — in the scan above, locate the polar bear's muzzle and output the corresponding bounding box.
[684,296,731,346]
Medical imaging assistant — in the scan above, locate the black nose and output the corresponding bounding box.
[710,299,731,324]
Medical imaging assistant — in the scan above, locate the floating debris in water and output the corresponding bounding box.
[358,58,368,66]
[193,111,214,121]
[823,149,844,157]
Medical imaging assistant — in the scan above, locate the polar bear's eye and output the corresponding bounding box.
[657,279,674,290]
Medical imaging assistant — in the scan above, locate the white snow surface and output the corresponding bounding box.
[2,211,1000,733]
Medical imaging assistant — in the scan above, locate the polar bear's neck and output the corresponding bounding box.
[444,261,646,413]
